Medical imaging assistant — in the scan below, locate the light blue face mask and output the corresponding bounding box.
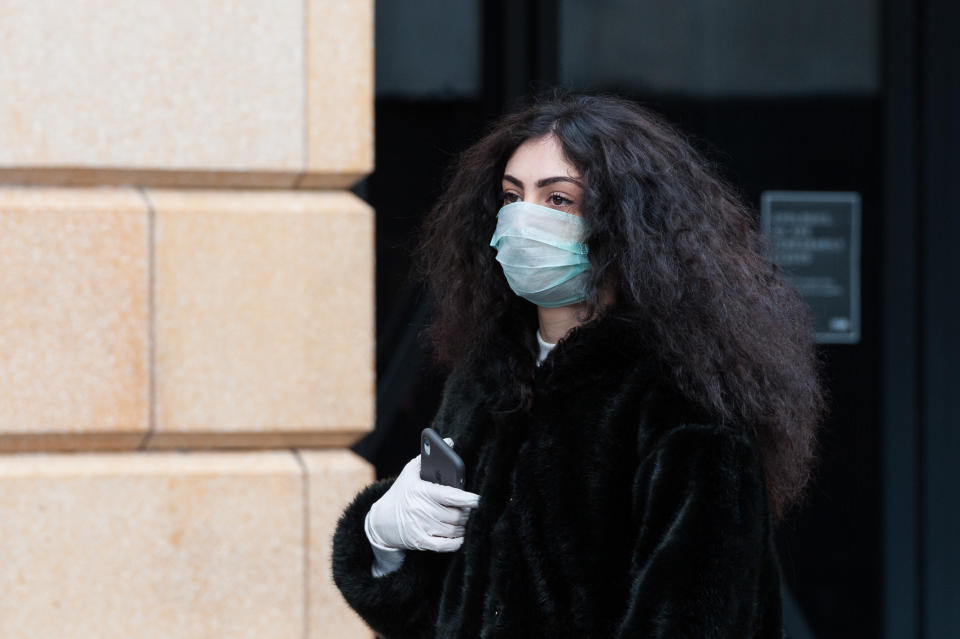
[489,201,591,308]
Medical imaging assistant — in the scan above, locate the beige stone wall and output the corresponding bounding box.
[0,0,373,187]
[0,1,374,637]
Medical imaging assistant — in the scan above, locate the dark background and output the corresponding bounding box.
[351,2,960,637]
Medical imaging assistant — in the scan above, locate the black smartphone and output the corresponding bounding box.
[420,427,466,488]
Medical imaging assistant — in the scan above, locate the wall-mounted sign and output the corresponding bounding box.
[760,191,861,344]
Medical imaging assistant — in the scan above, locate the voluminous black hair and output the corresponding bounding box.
[417,92,824,517]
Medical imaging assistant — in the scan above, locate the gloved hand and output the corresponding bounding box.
[366,439,480,553]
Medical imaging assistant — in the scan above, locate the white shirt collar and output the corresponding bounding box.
[536,330,556,366]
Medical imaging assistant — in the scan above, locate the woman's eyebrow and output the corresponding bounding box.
[502,174,523,188]
[502,174,583,188]
[536,176,583,188]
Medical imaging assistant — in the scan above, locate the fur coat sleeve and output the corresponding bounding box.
[330,364,482,638]
[331,479,451,638]
[332,318,783,638]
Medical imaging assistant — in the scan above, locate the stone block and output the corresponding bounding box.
[300,450,375,638]
[0,0,372,187]
[302,0,375,187]
[0,451,304,638]
[0,187,149,451]
[149,189,374,449]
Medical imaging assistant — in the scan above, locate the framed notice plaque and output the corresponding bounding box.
[760,191,861,344]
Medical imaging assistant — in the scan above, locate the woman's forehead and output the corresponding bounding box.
[503,135,580,182]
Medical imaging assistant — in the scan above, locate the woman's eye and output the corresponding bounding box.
[502,191,520,204]
[549,194,573,207]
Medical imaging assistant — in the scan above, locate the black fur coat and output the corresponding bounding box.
[332,314,784,638]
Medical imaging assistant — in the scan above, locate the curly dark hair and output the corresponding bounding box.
[416,92,823,517]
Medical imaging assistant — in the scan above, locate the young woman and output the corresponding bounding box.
[332,93,823,638]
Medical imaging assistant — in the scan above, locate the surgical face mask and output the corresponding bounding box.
[489,201,591,308]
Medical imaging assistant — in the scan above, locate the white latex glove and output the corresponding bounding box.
[365,439,479,553]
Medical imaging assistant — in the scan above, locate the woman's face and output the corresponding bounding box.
[501,134,584,217]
